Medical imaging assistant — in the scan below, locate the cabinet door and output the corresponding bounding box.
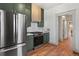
[32,4,38,22]
[25,3,31,27]
[0,3,13,12]
[44,33,49,43]
[26,35,33,52]
[32,4,41,22]
[13,3,31,27]
[38,8,44,27]
[0,3,31,27]
[13,3,26,14]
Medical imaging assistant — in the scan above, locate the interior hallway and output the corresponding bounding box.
[26,37,79,56]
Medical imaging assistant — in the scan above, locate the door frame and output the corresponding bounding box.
[56,9,76,45]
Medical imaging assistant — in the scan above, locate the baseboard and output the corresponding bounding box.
[73,51,79,56]
[64,37,68,40]
[49,43,57,47]
[59,37,68,42]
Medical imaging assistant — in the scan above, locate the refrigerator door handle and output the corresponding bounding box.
[13,14,16,43]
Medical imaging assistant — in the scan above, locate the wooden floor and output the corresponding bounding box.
[26,38,79,56]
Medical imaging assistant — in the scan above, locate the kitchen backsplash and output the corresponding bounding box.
[27,22,43,32]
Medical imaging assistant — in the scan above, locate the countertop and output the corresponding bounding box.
[27,33,34,36]
[27,31,49,33]
[27,31,49,36]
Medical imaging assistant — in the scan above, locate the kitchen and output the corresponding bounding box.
[1,3,79,56]
[0,3,49,56]
[27,3,49,53]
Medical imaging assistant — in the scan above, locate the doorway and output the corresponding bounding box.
[58,15,73,50]
[58,15,73,41]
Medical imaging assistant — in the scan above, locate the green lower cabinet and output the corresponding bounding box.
[43,33,49,43]
[25,4,31,27]
[26,35,34,52]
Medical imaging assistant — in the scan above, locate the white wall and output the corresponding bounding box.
[44,3,79,52]
[44,9,58,45]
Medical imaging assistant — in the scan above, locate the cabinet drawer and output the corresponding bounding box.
[4,48,17,56]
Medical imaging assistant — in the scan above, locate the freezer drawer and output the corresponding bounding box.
[0,43,26,56]
[0,48,17,56]
[4,48,17,56]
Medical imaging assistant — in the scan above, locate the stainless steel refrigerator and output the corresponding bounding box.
[0,10,27,56]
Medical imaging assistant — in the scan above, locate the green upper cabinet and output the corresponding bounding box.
[0,3,31,27]
[38,8,44,27]
[25,3,31,27]
[13,3,31,27]
[0,3,13,12]
[13,3,26,14]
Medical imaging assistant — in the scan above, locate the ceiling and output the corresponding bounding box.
[34,3,63,9]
